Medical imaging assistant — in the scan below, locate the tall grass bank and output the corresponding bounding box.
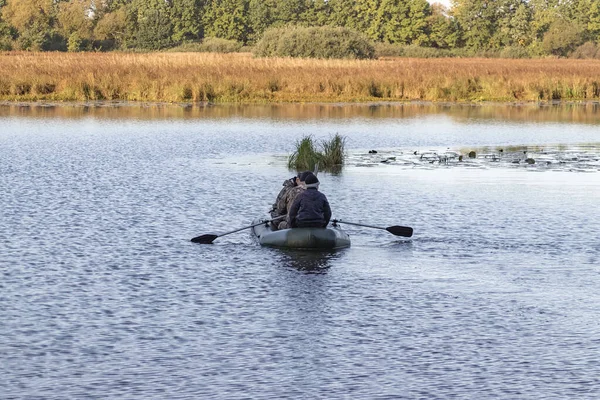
[2,52,600,103]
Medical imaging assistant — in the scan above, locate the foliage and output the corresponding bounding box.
[288,136,322,172]
[0,0,599,58]
[93,7,128,50]
[203,0,248,43]
[254,26,375,59]
[571,42,600,59]
[288,134,347,172]
[542,19,585,57]
[170,0,203,43]
[375,43,454,57]
[320,134,346,169]
[134,0,174,50]
[168,37,243,53]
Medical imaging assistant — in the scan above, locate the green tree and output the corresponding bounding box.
[427,3,460,48]
[301,0,330,27]
[171,0,203,43]
[452,0,497,50]
[203,0,248,43]
[275,0,308,25]
[355,0,381,39]
[248,0,276,42]
[529,0,560,41]
[494,0,533,47]
[133,0,173,49]
[589,0,600,40]
[372,0,431,44]
[327,0,359,28]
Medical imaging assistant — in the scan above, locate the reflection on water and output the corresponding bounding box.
[276,249,342,274]
[2,101,600,124]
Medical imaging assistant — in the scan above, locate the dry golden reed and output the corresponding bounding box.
[2,51,600,102]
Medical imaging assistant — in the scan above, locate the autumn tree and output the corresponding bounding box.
[2,0,54,50]
[94,6,129,49]
[56,0,93,51]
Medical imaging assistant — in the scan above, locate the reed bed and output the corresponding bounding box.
[2,51,600,102]
[288,134,347,173]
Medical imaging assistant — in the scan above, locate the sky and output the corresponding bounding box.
[429,0,452,9]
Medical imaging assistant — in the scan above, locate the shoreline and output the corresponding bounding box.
[3,99,600,109]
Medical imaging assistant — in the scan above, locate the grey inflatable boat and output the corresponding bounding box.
[251,217,351,250]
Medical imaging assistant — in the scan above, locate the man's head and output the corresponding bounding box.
[296,171,312,185]
[304,173,319,189]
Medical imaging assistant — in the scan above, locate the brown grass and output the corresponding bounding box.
[1,51,600,102]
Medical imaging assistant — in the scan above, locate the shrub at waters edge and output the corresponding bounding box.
[288,134,347,172]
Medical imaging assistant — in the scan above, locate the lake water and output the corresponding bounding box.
[1,102,599,399]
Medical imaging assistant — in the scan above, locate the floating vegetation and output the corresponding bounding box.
[288,134,347,173]
[354,144,600,172]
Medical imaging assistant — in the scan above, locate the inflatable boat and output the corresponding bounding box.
[251,217,351,250]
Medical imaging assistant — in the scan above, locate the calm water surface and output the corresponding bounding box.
[1,103,599,399]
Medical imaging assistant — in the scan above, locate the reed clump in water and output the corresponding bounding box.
[288,136,321,172]
[288,134,347,172]
[320,134,346,170]
[2,52,600,102]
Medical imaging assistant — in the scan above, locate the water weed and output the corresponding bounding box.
[288,134,347,173]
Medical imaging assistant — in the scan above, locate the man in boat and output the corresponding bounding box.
[287,173,331,229]
[270,171,312,229]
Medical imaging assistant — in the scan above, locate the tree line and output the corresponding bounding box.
[1,0,600,57]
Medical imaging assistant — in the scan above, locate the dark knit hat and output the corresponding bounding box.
[298,171,312,182]
[304,173,319,188]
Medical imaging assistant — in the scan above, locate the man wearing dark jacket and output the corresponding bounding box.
[287,173,331,228]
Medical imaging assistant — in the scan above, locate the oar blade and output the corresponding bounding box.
[386,225,413,237]
[191,234,219,244]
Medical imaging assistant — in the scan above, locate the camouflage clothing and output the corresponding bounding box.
[270,178,296,219]
[278,185,304,216]
[271,185,305,230]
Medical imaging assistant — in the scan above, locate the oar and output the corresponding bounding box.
[331,219,413,237]
[191,215,285,244]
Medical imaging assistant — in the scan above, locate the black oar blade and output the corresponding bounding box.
[191,234,218,244]
[386,226,413,237]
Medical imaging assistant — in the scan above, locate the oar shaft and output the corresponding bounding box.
[333,220,385,230]
[214,215,286,238]
[332,219,413,237]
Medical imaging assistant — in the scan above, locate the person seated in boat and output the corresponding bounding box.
[270,175,297,219]
[271,170,312,230]
[287,173,331,229]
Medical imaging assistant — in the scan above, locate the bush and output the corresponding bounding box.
[254,26,375,60]
[168,37,242,53]
[542,20,585,57]
[499,46,533,59]
[571,42,600,59]
[375,43,454,58]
